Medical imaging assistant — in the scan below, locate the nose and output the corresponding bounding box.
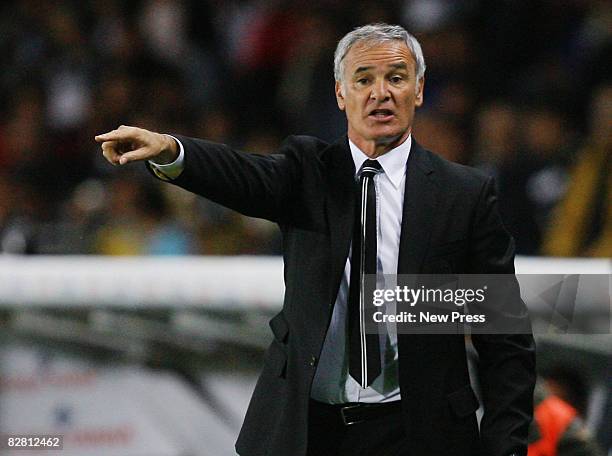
[370,79,390,101]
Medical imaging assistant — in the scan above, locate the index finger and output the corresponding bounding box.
[94,125,138,143]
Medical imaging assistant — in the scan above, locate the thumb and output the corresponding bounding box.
[118,147,150,165]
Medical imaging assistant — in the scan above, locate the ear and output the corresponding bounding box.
[415,77,425,107]
[335,81,346,111]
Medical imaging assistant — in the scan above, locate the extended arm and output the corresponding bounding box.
[160,134,302,222]
[95,125,305,223]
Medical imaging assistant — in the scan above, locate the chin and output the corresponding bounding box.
[371,130,404,145]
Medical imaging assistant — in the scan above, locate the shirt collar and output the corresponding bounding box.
[348,135,412,189]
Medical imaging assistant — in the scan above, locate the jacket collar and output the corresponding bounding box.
[322,135,438,302]
[348,136,412,189]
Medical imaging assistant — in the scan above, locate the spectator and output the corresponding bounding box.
[541,85,612,258]
[528,368,604,456]
[496,103,573,254]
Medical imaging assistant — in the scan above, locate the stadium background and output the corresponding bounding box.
[0,1,610,455]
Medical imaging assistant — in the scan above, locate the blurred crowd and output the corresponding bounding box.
[0,0,610,256]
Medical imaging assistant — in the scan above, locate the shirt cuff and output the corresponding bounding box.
[148,134,185,180]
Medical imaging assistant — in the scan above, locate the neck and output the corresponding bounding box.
[349,130,411,158]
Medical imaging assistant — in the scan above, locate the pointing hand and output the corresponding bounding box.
[94,125,178,165]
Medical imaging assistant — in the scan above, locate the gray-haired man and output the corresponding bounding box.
[96,23,535,456]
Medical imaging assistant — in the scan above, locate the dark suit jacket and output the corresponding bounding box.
[149,134,536,456]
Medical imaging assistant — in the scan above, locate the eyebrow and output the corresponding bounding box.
[353,62,409,75]
[354,66,373,74]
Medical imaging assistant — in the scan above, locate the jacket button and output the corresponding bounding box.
[309,356,317,367]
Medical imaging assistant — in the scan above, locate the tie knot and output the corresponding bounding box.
[359,159,382,179]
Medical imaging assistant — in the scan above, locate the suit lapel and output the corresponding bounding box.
[397,139,438,274]
[322,137,439,302]
[396,140,443,404]
[323,136,356,306]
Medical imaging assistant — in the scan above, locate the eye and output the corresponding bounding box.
[390,75,404,84]
[356,77,370,85]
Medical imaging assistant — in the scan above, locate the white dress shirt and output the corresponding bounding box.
[310,137,410,404]
[150,135,411,403]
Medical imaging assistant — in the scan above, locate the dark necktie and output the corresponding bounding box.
[348,159,383,388]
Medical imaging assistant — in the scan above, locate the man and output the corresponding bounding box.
[96,23,535,456]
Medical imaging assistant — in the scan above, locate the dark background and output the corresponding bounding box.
[0,0,610,258]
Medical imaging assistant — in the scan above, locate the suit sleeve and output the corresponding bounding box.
[146,134,307,224]
[469,176,537,456]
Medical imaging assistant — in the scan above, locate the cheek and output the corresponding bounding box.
[398,97,417,115]
[345,106,358,121]
[345,102,364,119]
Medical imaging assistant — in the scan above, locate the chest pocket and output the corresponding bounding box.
[422,239,468,273]
[428,239,467,258]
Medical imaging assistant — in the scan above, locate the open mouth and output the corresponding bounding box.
[369,109,394,120]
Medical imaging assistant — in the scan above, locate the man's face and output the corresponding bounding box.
[335,40,424,152]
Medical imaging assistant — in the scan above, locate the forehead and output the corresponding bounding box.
[343,40,415,74]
